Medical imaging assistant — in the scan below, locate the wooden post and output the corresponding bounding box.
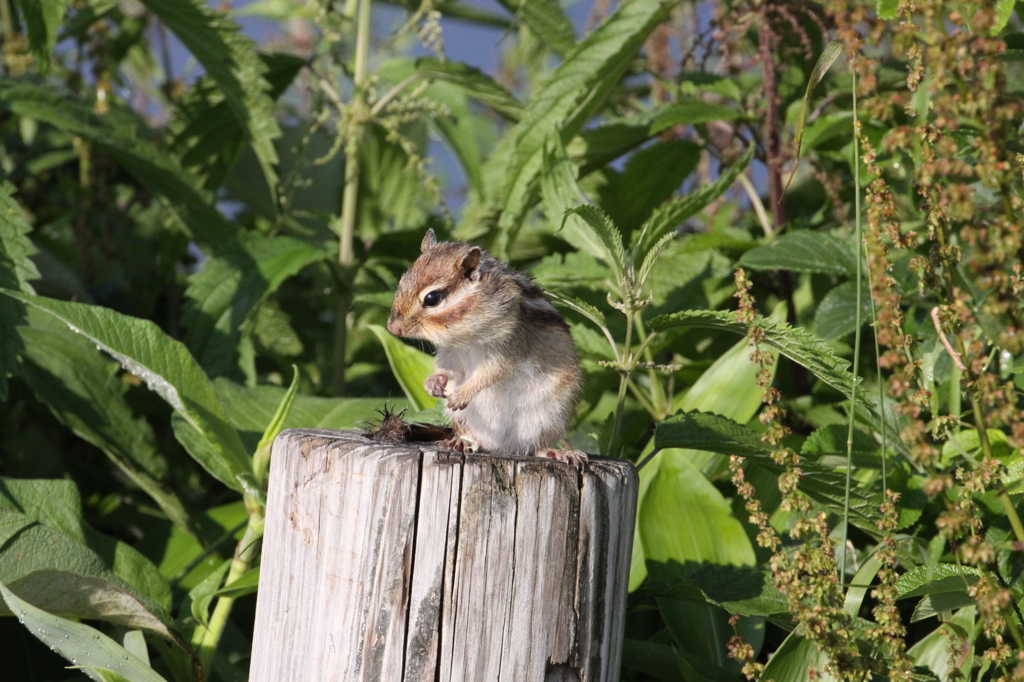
[249,429,638,682]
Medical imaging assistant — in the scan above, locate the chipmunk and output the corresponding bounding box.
[387,229,586,465]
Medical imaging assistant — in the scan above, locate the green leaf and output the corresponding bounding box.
[896,564,981,600]
[649,99,740,134]
[632,145,754,263]
[908,607,976,679]
[0,182,39,400]
[814,282,873,340]
[414,57,523,121]
[791,39,844,167]
[652,410,884,532]
[1,581,170,682]
[546,291,608,329]
[12,0,67,72]
[876,0,899,20]
[214,378,401,451]
[368,324,435,411]
[17,309,198,536]
[561,205,628,285]
[139,0,281,203]
[487,0,674,254]
[192,565,259,628]
[602,139,701,235]
[183,234,325,378]
[641,455,756,568]
[648,309,864,403]
[0,290,251,491]
[992,0,1015,34]
[252,367,299,484]
[760,631,834,682]
[739,230,857,276]
[189,559,230,628]
[0,480,173,638]
[0,83,236,248]
[494,0,576,56]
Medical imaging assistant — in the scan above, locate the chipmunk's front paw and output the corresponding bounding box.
[425,373,449,399]
[536,448,589,468]
[445,388,470,411]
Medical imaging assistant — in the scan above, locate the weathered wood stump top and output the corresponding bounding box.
[250,429,638,682]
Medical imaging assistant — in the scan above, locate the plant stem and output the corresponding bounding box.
[841,58,863,583]
[333,0,373,395]
[609,306,635,457]
[194,503,264,672]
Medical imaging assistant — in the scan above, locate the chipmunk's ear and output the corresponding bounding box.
[461,247,482,281]
[421,229,437,253]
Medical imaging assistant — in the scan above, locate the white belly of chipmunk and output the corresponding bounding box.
[440,355,570,454]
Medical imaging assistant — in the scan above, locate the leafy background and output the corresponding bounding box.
[1,0,1024,680]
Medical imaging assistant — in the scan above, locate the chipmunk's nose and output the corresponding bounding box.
[387,316,403,336]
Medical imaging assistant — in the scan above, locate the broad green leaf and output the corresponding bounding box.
[183,234,325,378]
[601,139,701,235]
[802,423,880,469]
[814,282,874,340]
[1,582,169,682]
[630,334,771,590]
[760,631,836,682]
[414,57,523,121]
[0,182,39,400]
[0,478,172,617]
[632,145,754,262]
[651,410,884,532]
[140,0,281,203]
[895,564,981,600]
[640,568,788,619]
[1,569,174,641]
[992,0,1014,35]
[214,378,402,451]
[739,230,857,276]
[641,454,756,567]
[13,0,67,72]
[495,0,576,56]
[649,99,740,134]
[1,291,251,491]
[486,0,674,255]
[908,607,976,679]
[0,83,235,248]
[368,324,435,411]
[17,310,197,537]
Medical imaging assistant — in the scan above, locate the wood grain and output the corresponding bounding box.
[250,429,638,682]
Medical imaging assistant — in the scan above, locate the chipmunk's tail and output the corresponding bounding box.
[363,404,453,445]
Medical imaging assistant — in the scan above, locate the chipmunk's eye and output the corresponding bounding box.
[423,290,443,307]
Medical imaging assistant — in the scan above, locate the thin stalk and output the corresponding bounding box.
[633,313,667,417]
[369,72,424,117]
[866,280,887,493]
[333,0,373,395]
[193,504,264,671]
[0,0,13,44]
[609,308,635,457]
[841,63,864,583]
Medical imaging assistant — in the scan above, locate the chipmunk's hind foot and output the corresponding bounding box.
[536,448,588,468]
